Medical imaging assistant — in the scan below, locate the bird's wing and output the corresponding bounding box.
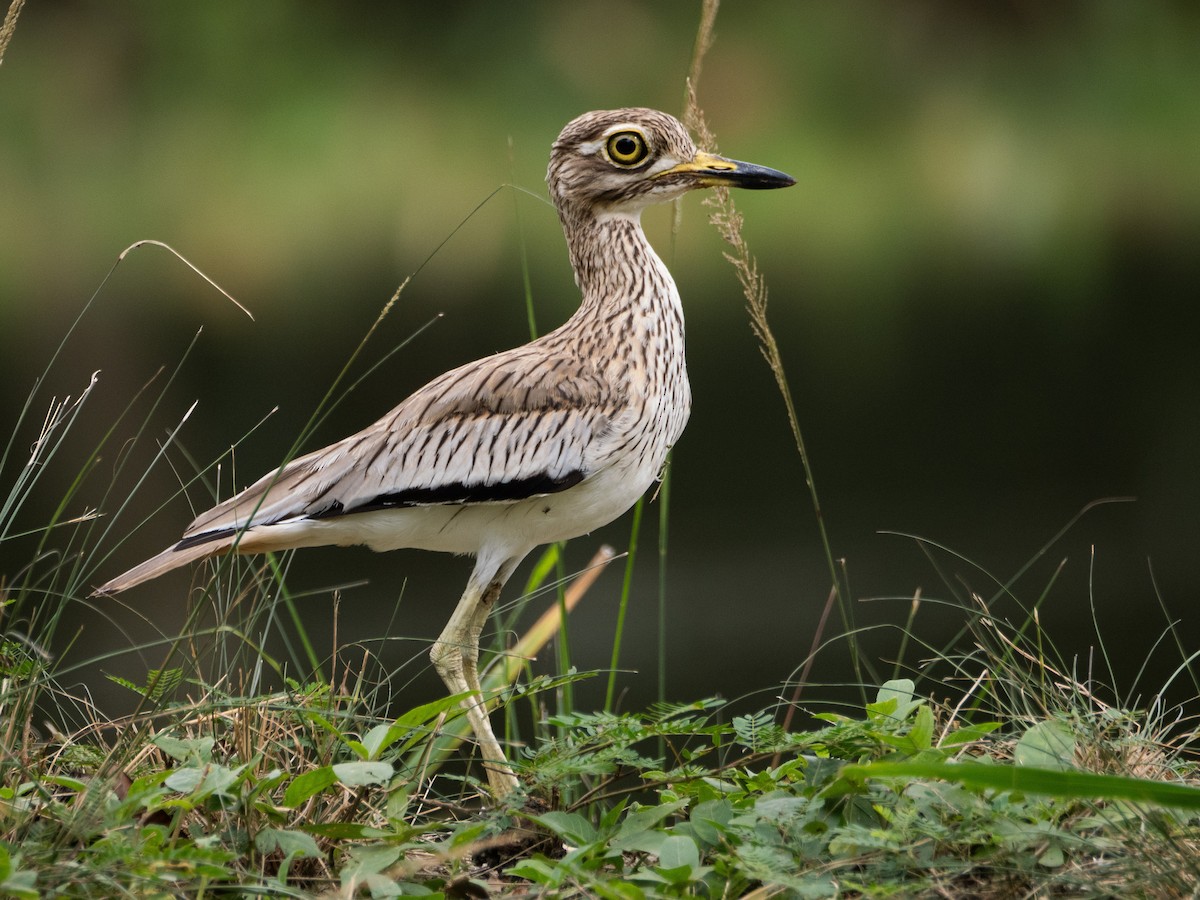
[180,341,615,545]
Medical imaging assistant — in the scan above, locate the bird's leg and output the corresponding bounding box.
[430,568,520,798]
[459,575,517,795]
[460,576,503,707]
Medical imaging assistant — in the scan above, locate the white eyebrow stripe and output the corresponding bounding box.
[602,122,645,137]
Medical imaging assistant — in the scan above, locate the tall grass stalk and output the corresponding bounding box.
[0,0,24,68]
[552,545,573,718]
[510,136,539,341]
[699,160,857,678]
[682,66,861,705]
[605,498,643,712]
[656,466,671,708]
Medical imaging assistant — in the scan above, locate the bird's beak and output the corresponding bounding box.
[657,150,795,190]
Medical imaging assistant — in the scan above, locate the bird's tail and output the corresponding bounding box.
[91,536,234,596]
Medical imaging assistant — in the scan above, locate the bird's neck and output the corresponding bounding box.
[557,205,691,447]
[561,209,679,322]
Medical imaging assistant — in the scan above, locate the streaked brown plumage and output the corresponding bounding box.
[95,108,794,797]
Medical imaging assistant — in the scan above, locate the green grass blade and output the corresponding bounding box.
[605,497,643,712]
[840,760,1200,810]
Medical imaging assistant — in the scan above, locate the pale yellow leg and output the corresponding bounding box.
[430,563,520,798]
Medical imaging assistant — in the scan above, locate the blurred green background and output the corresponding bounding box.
[2,1,1199,713]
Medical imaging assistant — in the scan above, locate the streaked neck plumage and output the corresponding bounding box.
[558,203,682,328]
[555,202,691,445]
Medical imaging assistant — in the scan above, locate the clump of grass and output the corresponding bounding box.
[8,560,1200,897]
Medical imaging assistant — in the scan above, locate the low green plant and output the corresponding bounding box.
[6,534,1200,899]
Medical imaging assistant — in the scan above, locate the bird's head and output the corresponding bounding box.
[547,108,794,220]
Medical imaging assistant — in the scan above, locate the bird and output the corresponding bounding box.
[95,108,794,797]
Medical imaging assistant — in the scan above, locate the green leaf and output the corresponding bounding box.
[332,760,393,787]
[839,760,1200,809]
[244,767,288,804]
[652,864,695,886]
[1015,720,1076,771]
[1039,843,1065,868]
[448,822,490,849]
[615,827,667,858]
[732,712,784,751]
[356,723,394,761]
[342,738,370,761]
[305,822,389,840]
[688,798,734,846]
[164,766,204,793]
[657,834,700,871]
[0,849,38,900]
[507,858,557,885]
[42,774,88,792]
[869,679,918,723]
[305,712,343,742]
[909,703,934,751]
[283,766,338,808]
[153,733,215,763]
[360,872,405,897]
[164,762,245,798]
[254,827,321,859]
[343,844,402,878]
[393,691,472,732]
[106,667,182,701]
[195,762,246,798]
[610,799,688,852]
[534,811,597,845]
[2,873,41,899]
[941,721,1003,745]
[357,693,471,761]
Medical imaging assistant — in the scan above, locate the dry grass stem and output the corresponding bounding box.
[0,0,24,67]
[683,79,862,690]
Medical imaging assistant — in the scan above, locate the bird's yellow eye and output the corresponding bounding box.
[605,131,649,167]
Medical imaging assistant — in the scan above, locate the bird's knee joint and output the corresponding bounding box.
[481,581,505,609]
[430,640,459,675]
